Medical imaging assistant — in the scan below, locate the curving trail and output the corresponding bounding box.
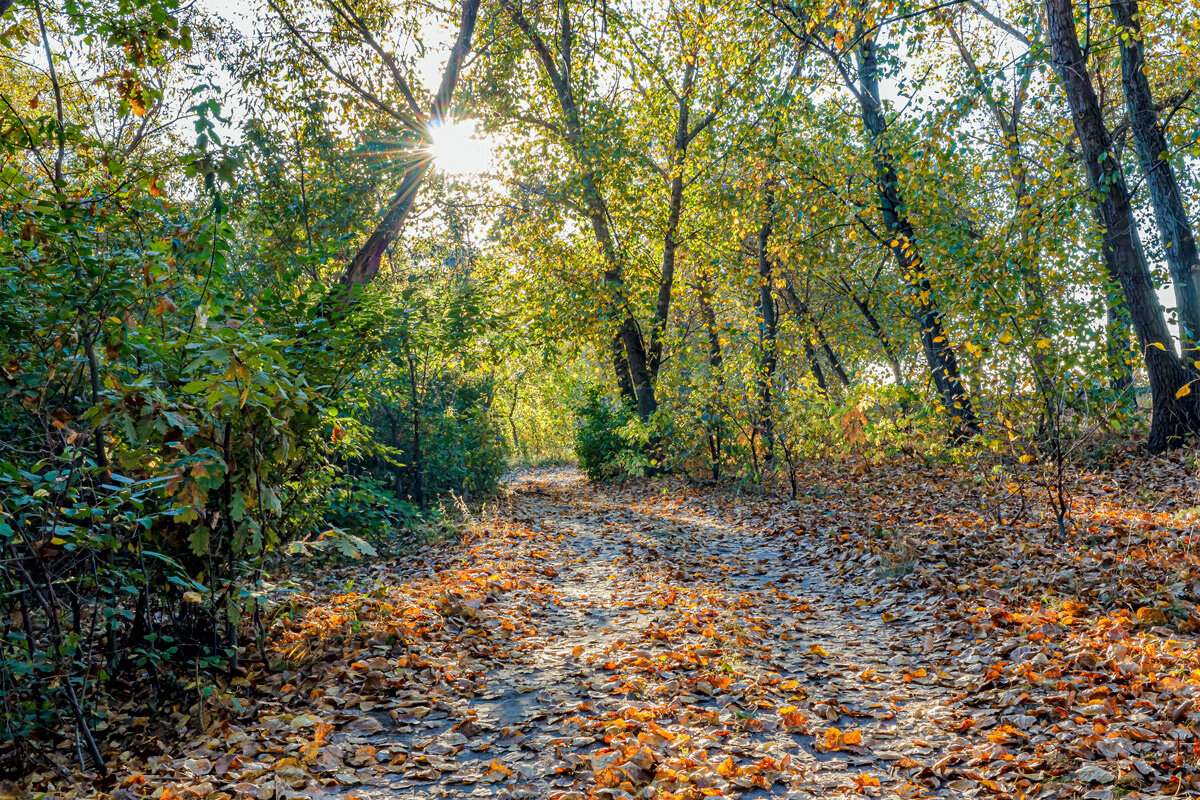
[335,469,972,799]
[39,462,1200,800]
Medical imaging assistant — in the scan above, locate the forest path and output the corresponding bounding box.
[337,468,973,799]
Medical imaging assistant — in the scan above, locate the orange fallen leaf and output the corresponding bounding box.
[853,773,881,789]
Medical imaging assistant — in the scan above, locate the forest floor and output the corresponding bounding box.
[25,450,1200,800]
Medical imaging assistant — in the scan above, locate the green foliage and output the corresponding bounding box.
[573,389,640,481]
[342,374,507,512]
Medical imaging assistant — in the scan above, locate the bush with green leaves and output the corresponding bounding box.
[0,36,384,769]
[340,373,507,515]
[573,388,641,481]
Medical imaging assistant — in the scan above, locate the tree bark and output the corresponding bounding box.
[503,0,657,418]
[697,276,722,375]
[756,189,778,466]
[855,33,978,439]
[1045,0,1199,451]
[1110,0,1200,366]
[849,291,904,384]
[609,333,635,412]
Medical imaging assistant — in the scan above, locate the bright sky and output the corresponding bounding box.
[426,118,496,176]
[196,0,497,177]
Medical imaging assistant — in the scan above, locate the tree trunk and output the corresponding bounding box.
[406,353,425,509]
[803,335,828,393]
[782,279,849,388]
[782,280,849,388]
[1110,0,1200,366]
[338,164,427,291]
[615,314,657,420]
[1045,0,1199,451]
[849,292,904,384]
[584,174,657,419]
[855,34,978,439]
[947,24,1057,418]
[612,333,638,413]
[756,192,778,466]
[698,277,723,375]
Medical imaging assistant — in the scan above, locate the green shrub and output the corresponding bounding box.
[574,389,638,481]
[339,373,507,512]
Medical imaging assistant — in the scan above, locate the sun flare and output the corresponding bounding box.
[426,118,493,177]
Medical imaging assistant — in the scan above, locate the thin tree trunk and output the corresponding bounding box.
[648,61,696,381]
[849,292,904,384]
[855,33,978,439]
[406,352,425,509]
[782,279,850,387]
[756,190,778,466]
[698,277,723,375]
[1110,0,1200,366]
[816,326,850,387]
[803,335,828,393]
[1045,0,1199,451]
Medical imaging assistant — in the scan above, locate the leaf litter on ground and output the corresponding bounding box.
[16,448,1200,800]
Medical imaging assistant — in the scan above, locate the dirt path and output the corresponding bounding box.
[33,460,1200,800]
[332,469,978,799]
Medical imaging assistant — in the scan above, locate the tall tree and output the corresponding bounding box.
[1044,0,1200,451]
[770,2,979,439]
[268,0,481,303]
[851,28,979,438]
[1109,0,1200,365]
[499,0,658,419]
